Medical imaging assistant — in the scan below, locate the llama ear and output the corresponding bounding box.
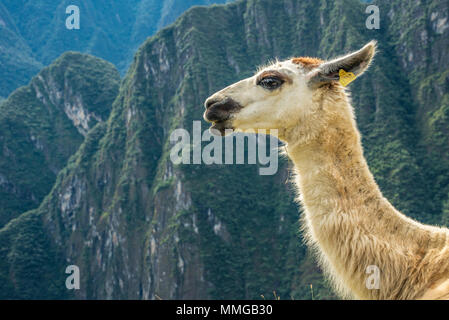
[306,40,377,87]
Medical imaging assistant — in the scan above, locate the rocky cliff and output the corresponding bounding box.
[0,52,119,228]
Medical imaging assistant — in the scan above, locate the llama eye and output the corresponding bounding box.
[258,77,283,90]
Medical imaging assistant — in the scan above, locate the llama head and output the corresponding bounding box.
[203,41,376,143]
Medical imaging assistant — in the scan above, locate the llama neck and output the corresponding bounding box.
[285,111,431,299]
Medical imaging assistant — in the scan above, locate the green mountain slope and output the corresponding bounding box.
[381,0,449,224]
[0,3,42,101]
[0,53,119,228]
[0,0,231,99]
[0,0,448,300]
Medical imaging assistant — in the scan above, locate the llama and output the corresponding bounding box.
[203,41,449,300]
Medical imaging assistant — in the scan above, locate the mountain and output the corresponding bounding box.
[0,0,448,300]
[383,0,449,224]
[0,3,43,101]
[0,52,119,228]
[0,0,232,100]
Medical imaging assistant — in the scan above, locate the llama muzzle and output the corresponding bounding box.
[203,96,241,135]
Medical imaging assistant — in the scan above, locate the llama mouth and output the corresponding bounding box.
[210,120,234,136]
[203,96,240,136]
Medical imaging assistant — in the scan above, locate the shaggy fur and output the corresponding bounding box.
[204,41,449,299]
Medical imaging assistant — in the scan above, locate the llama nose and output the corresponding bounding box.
[205,97,221,109]
[203,96,242,123]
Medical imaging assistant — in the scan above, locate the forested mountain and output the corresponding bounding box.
[0,0,448,299]
[0,53,119,228]
[0,0,231,99]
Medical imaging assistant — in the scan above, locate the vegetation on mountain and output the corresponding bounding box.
[0,0,448,300]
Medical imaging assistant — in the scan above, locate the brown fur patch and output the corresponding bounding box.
[292,57,323,69]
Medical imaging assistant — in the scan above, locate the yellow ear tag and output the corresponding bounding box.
[339,69,356,87]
